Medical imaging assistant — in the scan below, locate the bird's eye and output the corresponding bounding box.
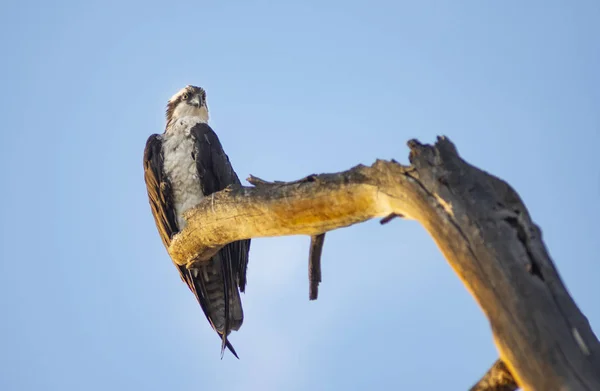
[182,93,189,100]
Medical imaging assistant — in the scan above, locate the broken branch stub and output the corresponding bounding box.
[470,359,518,391]
[168,136,600,391]
[308,233,325,300]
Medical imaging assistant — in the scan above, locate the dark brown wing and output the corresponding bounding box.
[190,123,251,356]
[191,122,250,291]
[143,134,178,248]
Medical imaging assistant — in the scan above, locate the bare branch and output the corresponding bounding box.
[170,162,411,266]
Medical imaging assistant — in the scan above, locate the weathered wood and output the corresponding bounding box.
[169,136,600,390]
[470,360,518,391]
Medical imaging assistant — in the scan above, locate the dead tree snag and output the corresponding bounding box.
[169,136,600,391]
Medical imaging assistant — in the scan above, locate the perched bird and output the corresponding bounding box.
[143,85,250,358]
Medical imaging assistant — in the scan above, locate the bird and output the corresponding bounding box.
[143,85,250,358]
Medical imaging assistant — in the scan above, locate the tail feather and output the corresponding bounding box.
[185,246,244,358]
[224,338,239,359]
[220,245,231,359]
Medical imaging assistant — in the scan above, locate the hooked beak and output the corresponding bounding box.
[189,94,202,107]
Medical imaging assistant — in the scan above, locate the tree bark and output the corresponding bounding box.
[169,136,600,390]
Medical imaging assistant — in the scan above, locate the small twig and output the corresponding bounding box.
[308,233,326,300]
[380,212,404,225]
[247,175,276,186]
[470,359,518,391]
[248,174,319,187]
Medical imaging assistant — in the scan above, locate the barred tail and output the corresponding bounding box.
[186,246,244,358]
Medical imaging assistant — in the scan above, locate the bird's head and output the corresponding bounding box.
[166,85,209,125]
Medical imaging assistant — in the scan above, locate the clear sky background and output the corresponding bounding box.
[1,1,599,390]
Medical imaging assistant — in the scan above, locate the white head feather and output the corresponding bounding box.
[166,85,209,126]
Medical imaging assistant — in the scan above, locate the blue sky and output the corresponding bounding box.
[1,1,599,389]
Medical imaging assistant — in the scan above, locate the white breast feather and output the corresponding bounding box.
[162,116,207,229]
